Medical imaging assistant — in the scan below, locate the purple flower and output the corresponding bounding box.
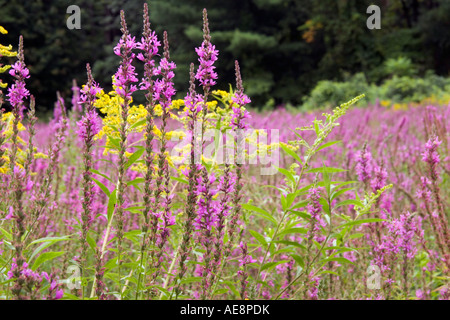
[154,57,176,110]
[370,162,387,192]
[195,9,219,89]
[9,61,30,79]
[7,81,29,115]
[195,42,219,87]
[230,106,251,130]
[79,81,102,106]
[113,33,138,100]
[421,135,441,181]
[230,61,251,130]
[356,144,373,184]
[307,187,326,243]
[76,110,102,141]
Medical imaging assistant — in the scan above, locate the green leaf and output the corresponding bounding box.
[280,143,303,164]
[278,227,307,238]
[106,135,121,150]
[129,119,147,131]
[320,257,354,265]
[348,233,364,240]
[86,233,97,252]
[249,229,267,246]
[307,167,347,174]
[242,204,277,225]
[291,200,309,210]
[273,240,306,250]
[290,210,310,221]
[0,227,12,241]
[170,176,188,185]
[278,167,295,185]
[224,281,240,298]
[29,242,55,262]
[316,141,341,153]
[92,178,110,197]
[331,187,355,201]
[125,148,145,170]
[180,277,203,285]
[32,251,65,270]
[28,236,72,247]
[90,169,113,183]
[107,189,117,222]
[126,177,145,187]
[336,199,363,208]
[261,260,289,272]
[314,119,320,136]
[323,246,358,254]
[291,254,305,269]
[339,218,385,228]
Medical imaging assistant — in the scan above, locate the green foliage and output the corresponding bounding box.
[381,73,450,103]
[302,74,374,110]
[384,57,418,78]
[303,70,450,109]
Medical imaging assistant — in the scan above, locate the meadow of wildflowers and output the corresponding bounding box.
[0,5,449,301]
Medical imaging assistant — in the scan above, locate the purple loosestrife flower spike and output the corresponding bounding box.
[7,36,30,120]
[219,61,250,298]
[78,65,102,299]
[421,134,449,256]
[173,63,201,298]
[71,79,82,116]
[113,11,137,296]
[135,3,161,299]
[230,60,251,130]
[238,241,251,300]
[306,187,326,244]
[195,9,218,89]
[151,31,176,289]
[356,142,372,187]
[8,36,30,300]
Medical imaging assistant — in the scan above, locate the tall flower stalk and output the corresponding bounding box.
[135,3,160,299]
[210,60,250,299]
[77,64,102,299]
[151,30,176,288]
[172,63,201,298]
[421,134,449,259]
[113,11,138,297]
[7,36,30,300]
[193,8,221,300]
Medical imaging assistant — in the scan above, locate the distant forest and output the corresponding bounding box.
[1,0,449,110]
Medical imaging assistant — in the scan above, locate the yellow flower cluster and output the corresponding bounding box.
[1,112,26,141]
[380,94,450,111]
[91,85,268,171]
[0,26,17,89]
